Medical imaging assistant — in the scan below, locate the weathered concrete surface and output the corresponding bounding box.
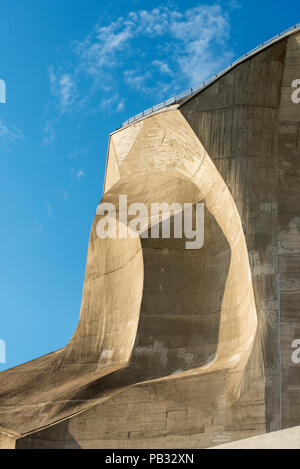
[180,31,300,436]
[1,30,300,449]
[0,109,257,447]
[0,430,16,450]
[180,37,287,435]
[211,425,300,449]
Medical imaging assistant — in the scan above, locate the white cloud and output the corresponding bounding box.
[59,75,76,110]
[74,17,134,79]
[0,120,23,142]
[152,60,172,75]
[68,147,89,159]
[33,221,44,233]
[120,5,232,93]
[76,169,84,180]
[47,204,52,217]
[228,0,242,10]
[116,100,125,112]
[100,94,125,112]
[134,8,169,36]
[60,189,69,199]
[169,5,232,85]
[0,119,23,153]
[47,4,233,116]
[49,67,77,114]
[43,119,56,146]
[124,70,152,93]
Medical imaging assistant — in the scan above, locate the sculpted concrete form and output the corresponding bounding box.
[0,29,300,449]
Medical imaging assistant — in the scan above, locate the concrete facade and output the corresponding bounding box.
[0,30,300,449]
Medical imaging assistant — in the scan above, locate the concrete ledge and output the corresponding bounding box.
[210,426,300,449]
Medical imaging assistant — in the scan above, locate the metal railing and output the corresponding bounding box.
[121,22,300,128]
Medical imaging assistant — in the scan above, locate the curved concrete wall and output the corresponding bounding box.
[1,30,300,449]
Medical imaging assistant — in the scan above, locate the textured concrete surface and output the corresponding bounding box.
[1,109,257,447]
[1,29,300,449]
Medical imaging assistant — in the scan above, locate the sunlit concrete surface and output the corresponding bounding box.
[1,28,300,449]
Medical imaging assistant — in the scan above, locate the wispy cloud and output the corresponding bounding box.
[124,69,152,93]
[0,120,23,142]
[100,94,125,112]
[76,169,84,180]
[71,168,85,180]
[46,3,234,134]
[47,204,52,217]
[74,18,134,77]
[152,60,173,75]
[33,221,44,233]
[168,5,232,86]
[68,147,89,159]
[43,119,56,146]
[0,119,24,153]
[60,189,69,199]
[228,0,242,10]
[49,67,77,114]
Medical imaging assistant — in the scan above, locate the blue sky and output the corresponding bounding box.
[0,0,299,370]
